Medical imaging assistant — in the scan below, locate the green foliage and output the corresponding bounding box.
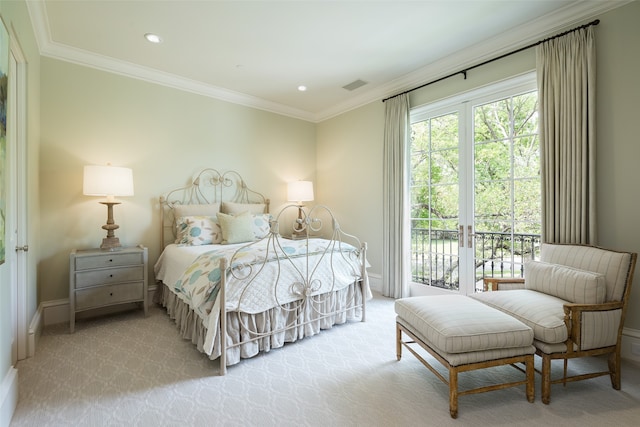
[410,112,460,229]
[411,91,539,234]
[410,90,541,285]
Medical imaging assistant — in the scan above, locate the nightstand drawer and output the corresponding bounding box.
[75,252,143,270]
[69,246,148,332]
[75,265,144,288]
[75,282,144,311]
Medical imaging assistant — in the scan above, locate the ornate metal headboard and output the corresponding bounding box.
[159,169,270,247]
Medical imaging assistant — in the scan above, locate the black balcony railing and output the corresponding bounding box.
[411,228,541,291]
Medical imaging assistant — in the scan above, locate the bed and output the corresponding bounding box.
[153,169,370,374]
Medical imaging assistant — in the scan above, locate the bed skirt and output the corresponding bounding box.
[158,281,364,366]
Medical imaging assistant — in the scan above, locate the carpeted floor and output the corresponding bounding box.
[11,293,640,426]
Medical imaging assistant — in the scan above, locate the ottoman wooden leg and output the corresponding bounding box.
[449,368,459,419]
[396,323,402,361]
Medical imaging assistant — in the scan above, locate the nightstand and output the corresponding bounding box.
[69,246,148,332]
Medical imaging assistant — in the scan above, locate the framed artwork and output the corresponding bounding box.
[0,16,8,265]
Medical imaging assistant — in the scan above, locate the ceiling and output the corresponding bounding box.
[27,1,624,122]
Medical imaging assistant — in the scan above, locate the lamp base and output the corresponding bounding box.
[100,236,122,251]
[291,229,307,240]
[99,201,123,251]
[291,205,307,239]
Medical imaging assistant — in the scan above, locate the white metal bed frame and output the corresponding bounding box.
[159,168,271,247]
[158,169,368,374]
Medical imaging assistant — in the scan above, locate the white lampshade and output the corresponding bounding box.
[83,165,134,201]
[287,181,314,204]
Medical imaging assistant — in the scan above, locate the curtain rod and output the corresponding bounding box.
[382,19,600,103]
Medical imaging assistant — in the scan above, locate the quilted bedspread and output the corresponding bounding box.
[155,236,369,359]
[172,237,364,320]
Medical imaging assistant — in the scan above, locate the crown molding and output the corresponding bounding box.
[314,0,632,122]
[25,0,316,122]
[27,0,631,124]
[43,38,317,121]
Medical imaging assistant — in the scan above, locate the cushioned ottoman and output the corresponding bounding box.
[395,294,535,418]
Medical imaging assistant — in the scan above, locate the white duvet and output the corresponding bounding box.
[155,238,367,315]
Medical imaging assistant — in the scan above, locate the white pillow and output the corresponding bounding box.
[221,202,266,215]
[524,260,606,304]
[217,212,255,244]
[175,216,222,246]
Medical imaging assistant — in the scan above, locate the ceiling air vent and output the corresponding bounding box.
[342,79,368,91]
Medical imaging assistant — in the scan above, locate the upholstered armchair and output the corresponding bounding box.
[471,243,637,404]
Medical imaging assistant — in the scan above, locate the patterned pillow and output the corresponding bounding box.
[252,214,272,239]
[175,216,222,246]
[217,212,255,244]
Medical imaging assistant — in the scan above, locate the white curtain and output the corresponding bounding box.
[537,26,597,245]
[382,94,410,298]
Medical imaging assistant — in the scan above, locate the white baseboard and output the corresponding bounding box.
[27,304,43,358]
[42,285,159,327]
[0,367,18,427]
[367,273,382,293]
[41,298,71,327]
[622,327,640,364]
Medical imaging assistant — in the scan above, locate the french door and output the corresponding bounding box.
[409,74,540,296]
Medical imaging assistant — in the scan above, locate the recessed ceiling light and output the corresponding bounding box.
[144,33,162,44]
[297,85,307,92]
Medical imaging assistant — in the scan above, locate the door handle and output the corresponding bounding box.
[459,225,464,248]
[468,225,474,248]
[15,245,29,252]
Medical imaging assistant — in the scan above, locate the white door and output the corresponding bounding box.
[409,108,468,294]
[409,74,540,296]
[7,38,29,363]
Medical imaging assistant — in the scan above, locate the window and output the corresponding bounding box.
[409,73,540,295]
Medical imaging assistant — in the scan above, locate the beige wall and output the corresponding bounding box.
[39,58,316,302]
[317,2,640,329]
[316,101,385,273]
[595,1,640,329]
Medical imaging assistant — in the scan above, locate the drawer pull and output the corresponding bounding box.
[110,292,113,296]
[109,259,113,262]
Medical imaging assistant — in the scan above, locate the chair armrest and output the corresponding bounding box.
[483,277,525,291]
[564,301,623,313]
[563,301,624,349]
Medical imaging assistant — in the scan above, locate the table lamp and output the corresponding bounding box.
[287,180,314,239]
[83,164,134,251]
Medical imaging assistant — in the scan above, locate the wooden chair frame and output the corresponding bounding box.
[484,249,637,404]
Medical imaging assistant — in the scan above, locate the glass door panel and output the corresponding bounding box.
[410,112,461,291]
[472,92,541,290]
